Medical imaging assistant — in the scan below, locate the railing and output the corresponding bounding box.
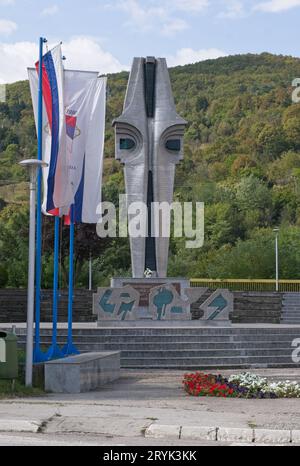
[190,279,300,292]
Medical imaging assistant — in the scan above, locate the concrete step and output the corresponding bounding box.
[17,344,298,355]
[123,363,300,373]
[120,363,300,370]
[15,339,298,350]
[13,327,300,335]
[282,294,300,301]
[17,338,295,356]
[281,320,300,325]
[281,319,300,322]
[14,325,300,369]
[120,355,300,367]
[282,310,300,313]
[15,333,300,344]
[32,348,294,358]
[281,316,300,320]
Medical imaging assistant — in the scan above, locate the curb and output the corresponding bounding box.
[0,420,41,433]
[145,424,300,444]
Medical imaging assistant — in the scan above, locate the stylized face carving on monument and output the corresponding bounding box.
[113,57,187,278]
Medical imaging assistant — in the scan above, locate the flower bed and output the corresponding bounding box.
[183,372,300,399]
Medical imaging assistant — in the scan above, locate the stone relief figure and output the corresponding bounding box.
[93,285,140,321]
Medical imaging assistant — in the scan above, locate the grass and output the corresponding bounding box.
[0,379,44,399]
[248,420,258,429]
[0,349,45,399]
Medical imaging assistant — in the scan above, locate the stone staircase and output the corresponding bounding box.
[14,327,300,370]
[281,293,300,325]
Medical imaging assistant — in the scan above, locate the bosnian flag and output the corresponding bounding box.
[30,44,73,215]
[28,65,106,223]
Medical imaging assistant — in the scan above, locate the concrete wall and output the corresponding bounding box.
[0,289,96,323]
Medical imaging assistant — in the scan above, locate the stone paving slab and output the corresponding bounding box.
[0,420,41,433]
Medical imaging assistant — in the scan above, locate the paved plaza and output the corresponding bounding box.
[0,369,300,445]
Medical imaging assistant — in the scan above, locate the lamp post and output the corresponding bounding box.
[19,159,48,387]
[273,227,279,292]
[89,251,92,291]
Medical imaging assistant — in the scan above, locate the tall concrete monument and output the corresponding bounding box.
[113,57,187,278]
[93,57,233,327]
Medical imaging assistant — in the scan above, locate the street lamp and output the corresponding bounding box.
[273,227,279,292]
[19,159,48,387]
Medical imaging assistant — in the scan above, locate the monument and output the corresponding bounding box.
[113,56,187,278]
[93,57,233,326]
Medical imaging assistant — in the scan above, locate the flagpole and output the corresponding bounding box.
[46,215,64,360]
[88,251,92,291]
[63,205,79,356]
[34,36,48,363]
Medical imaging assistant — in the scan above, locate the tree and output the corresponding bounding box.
[235,175,273,229]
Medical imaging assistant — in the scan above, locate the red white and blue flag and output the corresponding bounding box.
[33,44,73,215]
[28,56,106,224]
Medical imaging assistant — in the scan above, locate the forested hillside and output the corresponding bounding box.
[1,52,300,287]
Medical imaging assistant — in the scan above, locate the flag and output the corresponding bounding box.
[64,74,106,223]
[28,65,106,223]
[34,44,73,215]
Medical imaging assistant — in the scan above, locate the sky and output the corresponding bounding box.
[0,0,300,83]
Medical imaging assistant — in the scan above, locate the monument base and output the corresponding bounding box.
[93,278,233,326]
[97,319,232,327]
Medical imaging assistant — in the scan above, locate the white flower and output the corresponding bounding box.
[228,372,300,397]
